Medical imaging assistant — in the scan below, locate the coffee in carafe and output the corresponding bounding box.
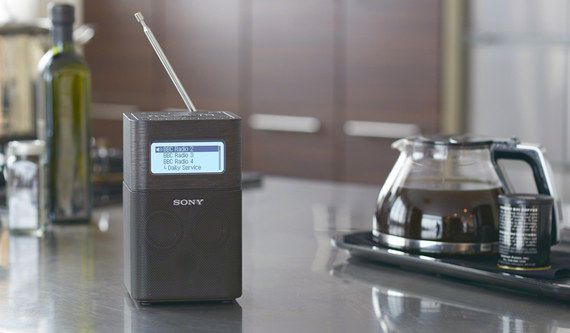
[376,184,503,244]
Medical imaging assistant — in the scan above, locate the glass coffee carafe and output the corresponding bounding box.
[373,135,561,255]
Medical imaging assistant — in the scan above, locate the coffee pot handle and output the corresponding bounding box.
[491,138,562,244]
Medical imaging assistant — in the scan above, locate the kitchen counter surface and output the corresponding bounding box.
[1,177,570,332]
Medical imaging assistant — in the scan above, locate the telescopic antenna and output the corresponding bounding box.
[134,12,197,112]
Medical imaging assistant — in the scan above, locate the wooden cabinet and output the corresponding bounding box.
[152,0,241,113]
[247,0,337,179]
[341,0,441,183]
[85,0,243,152]
[85,0,442,183]
[84,0,156,109]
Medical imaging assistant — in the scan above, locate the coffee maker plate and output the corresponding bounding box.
[373,231,498,255]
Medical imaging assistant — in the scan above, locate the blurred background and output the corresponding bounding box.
[1,0,569,186]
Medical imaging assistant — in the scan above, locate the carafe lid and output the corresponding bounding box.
[409,134,496,147]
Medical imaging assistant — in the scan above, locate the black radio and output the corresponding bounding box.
[123,111,242,303]
[123,13,241,303]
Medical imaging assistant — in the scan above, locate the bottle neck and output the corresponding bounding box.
[52,24,74,53]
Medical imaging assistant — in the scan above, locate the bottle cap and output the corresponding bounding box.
[6,140,46,156]
[50,3,75,25]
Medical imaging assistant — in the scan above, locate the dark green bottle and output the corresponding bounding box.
[38,4,92,223]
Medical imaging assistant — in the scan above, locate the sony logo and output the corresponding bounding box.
[173,199,205,206]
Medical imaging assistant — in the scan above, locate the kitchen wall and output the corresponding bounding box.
[85,0,443,184]
[466,0,570,167]
[465,0,570,229]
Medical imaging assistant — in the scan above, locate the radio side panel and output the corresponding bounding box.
[123,182,133,296]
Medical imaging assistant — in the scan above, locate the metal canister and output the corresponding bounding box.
[497,194,553,270]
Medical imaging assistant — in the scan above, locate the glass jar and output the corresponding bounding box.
[4,140,47,236]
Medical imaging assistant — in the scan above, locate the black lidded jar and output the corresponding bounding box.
[497,194,553,270]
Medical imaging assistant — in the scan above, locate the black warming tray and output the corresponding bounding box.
[332,232,570,302]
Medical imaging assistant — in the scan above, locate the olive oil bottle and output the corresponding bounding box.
[38,4,92,223]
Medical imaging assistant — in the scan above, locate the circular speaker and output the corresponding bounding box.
[191,208,230,249]
[144,210,183,249]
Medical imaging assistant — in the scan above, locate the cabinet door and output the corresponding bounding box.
[153,0,240,113]
[154,0,245,166]
[84,0,156,109]
[342,0,441,184]
[247,0,336,179]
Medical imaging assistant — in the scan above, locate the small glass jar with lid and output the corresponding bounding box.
[4,140,47,236]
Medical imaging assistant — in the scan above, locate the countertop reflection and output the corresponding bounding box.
[332,259,570,332]
[0,177,569,332]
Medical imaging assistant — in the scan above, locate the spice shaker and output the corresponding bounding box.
[4,140,48,236]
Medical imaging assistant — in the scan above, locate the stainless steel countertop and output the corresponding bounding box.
[1,177,570,332]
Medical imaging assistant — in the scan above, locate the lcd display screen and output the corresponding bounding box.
[150,141,225,174]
